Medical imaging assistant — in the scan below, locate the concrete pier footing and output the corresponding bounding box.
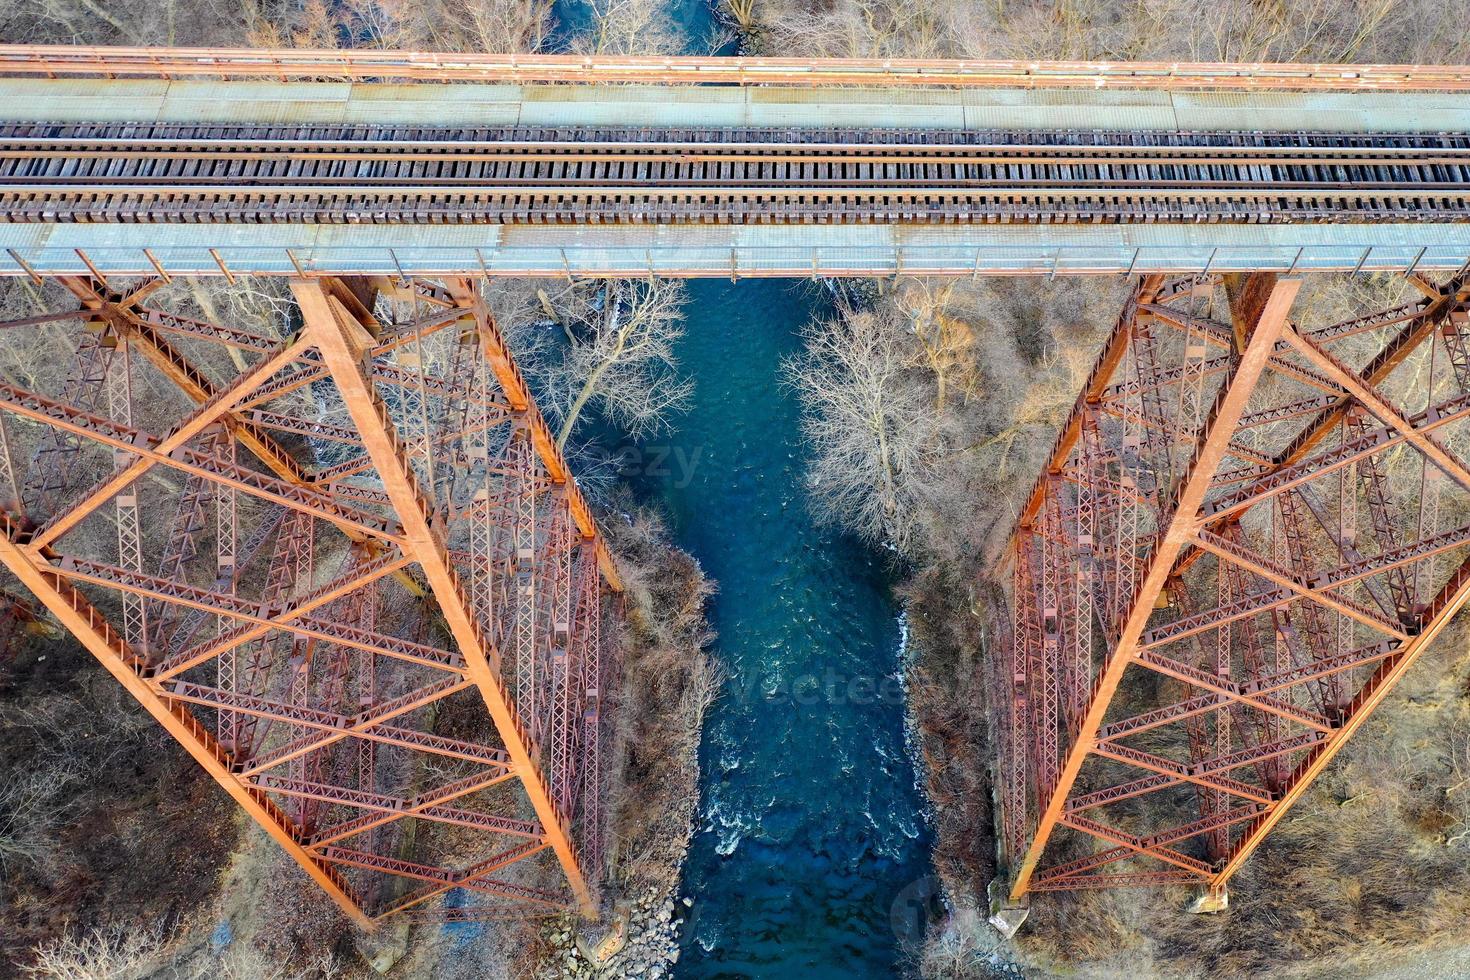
[1187,887,1230,915]
[987,879,1030,938]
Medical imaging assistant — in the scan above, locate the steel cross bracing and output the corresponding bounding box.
[995,266,1470,902]
[0,271,623,928]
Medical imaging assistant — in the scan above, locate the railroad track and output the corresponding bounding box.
[1,123,1468,224]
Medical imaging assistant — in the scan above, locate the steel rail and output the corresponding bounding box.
[2,45,1470,92]
[3,124,1464,225]
[14,153,1470,172]
[3,184,1467,204]
[12,179,1469,193]
[6,132,1465,169]
[8,159,1469,186]
[7,139,1470,164]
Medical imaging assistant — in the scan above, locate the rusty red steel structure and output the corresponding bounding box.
[2,45,1469,91]
[3,42,1470,923]
[0,271,623,928]
[995,266,1470,904]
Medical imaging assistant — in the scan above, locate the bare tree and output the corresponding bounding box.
[23,923,342,979]
[785,301,943,553]
[743,0,1470,64]
[892,279,982,413]
[435,0,553,52]
[537,279,692,453]
[720,0,757,32]
[23,926,167,980]
[4,0,249,45]
[0,764,76,879]
[569,0,684,54]
[246,0,552,52]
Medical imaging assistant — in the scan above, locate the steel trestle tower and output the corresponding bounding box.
[995,269,1470,904]
[0,272,621,927]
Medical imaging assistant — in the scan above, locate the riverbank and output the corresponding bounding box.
[538,501,719,980]
[828,277,1120,976]
[789,274,1470,979]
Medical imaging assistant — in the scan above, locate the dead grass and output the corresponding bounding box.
[737,0,1470,64]
[598,490,720,896]
[0,634,237,973]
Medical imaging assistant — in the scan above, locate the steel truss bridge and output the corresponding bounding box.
[0,47,1466,278]
[0,45,1465,928]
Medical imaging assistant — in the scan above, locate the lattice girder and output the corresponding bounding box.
[997,269,1470,902]
[0,274,622,927]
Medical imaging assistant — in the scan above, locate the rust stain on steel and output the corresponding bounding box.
[1,45,1469,92]
[995,267,1470,904]
[0,271,622,927]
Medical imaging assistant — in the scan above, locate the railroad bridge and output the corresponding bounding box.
[0,45,1467,928]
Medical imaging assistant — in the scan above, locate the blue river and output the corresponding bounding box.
[621,280,933,977]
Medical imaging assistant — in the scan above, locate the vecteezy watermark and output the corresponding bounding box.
[732,666,906,707]
[890,875,945,948]
[583,442,705,489]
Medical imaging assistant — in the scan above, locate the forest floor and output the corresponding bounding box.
[0,630,236,971]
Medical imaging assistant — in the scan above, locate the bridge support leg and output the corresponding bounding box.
[0,271,622,927]
[992,268,1470,906]
[986,879,1030,938]
[293,278,597,918]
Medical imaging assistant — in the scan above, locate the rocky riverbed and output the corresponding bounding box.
[542,890,691,979]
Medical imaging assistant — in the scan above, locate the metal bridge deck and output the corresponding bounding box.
[0,70,1466,276]
[5,77,1468,133]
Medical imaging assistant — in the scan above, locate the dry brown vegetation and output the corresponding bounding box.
[0,647,236,971]
[246,0,555,55]
[784,295,946,554]
[1013,619,1470,979]
[787,278,1125,563]
[0,277,275,974]
[598,492,720,897]
[530,279,693,455]
[735,0,1470,63]
[0,0,554,52]
[567,0,687,56]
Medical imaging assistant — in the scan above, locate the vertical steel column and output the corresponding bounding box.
[1009,275,1300,900]
[292,278,598,916]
